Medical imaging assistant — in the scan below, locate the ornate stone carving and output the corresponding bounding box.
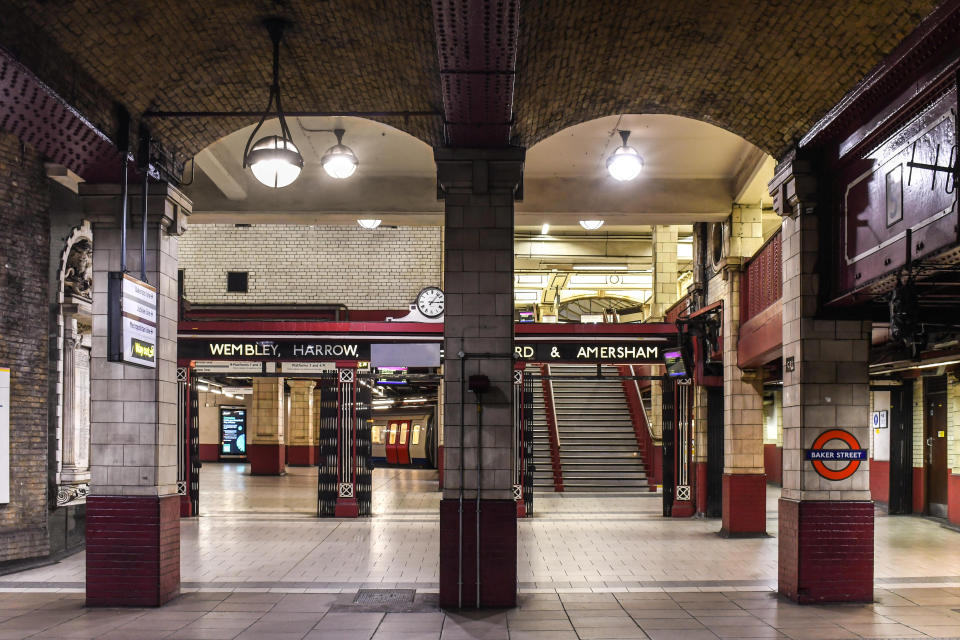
[63,238,93,299]
[56,482,89,506]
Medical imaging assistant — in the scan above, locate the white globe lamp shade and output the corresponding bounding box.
[246,136,303,188]
[605,130,644,182]
[579,220,604,231]
[322,144,359,179]
[357,219,382,230]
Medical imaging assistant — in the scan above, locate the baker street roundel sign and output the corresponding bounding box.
[804,429,868,481]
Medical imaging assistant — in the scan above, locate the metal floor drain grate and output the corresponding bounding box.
[353,589,416,606]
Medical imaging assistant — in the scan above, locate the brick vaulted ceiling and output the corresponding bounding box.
[0,0,945,164]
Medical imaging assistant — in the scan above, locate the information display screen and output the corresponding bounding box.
[663,349,687,378]
[220,407,247,457]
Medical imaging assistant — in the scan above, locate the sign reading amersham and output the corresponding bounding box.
[108,273,158,368]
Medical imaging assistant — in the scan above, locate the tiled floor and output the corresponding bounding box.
[3,465,960,638]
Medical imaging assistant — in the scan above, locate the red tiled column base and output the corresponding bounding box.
[179,494,192,518]
[913,467,926,513]
[949,474,960,526]
[763,444,782,485]
[198,443,220,461]
[248,444,285,475]
[695,462,707,514]
[778,499,873,603]
[440,499,517,608]
[287,445,316,466]
[721,474,767,537]
[650,444,662,490]
[86,495,180,607]
[870,460,890,504]
[335,496,359,517]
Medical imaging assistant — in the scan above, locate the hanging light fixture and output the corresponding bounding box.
[606,130,644,181]
[579,220,604,230]
[242,18,304,188]
[322,129,359,179]
[357,219,381,229]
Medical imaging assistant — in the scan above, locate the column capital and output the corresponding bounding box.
[435,146,525,196]
[768,149,818,218]
[287,379,317,392]
[79,181,192,235]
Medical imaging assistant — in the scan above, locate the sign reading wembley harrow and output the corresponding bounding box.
[108,273,158,368]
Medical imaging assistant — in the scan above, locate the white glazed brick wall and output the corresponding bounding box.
[179,224,442,309]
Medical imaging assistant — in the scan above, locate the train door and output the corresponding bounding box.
[888,383,913,514]
[397,420,411,464]
[385,420,400,464]
[924,375,948,517]
[705,387,724,518]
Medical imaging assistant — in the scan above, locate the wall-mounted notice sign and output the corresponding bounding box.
[0,368,9,503]
[194,361,263,374]
[871,410,888,429]
[108,273,157,368]
[219,407,247,458]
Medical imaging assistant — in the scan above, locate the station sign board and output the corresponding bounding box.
[512,341,663,363]
[108,273,157,368]
[194,360,264,374]
[804,429,868,481]
[180,340,371,361]
[0,367,9,503]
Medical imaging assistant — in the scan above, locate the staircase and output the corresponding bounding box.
[549,364,648,491]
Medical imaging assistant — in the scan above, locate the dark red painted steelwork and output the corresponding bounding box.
[86,495,180,607]
[741,230,782,324]
[539,364,563,492]
[618,364,657,492]
[663,296,691,325]
[779,499,874,603]
[433,0,520,147]
[0,48,122,183]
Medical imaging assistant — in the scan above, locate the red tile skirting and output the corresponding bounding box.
[695,461,707,515]
[247,443,285,475]
[949,474,960,525]
[86,495,180,607]
[198,443,220,461]
[778,499,873,603]
[721,473,767,536]
[440,499,517,608]
[870,459,890,504]
[287,445,316,466]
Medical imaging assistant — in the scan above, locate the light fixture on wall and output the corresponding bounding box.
[605,130,643,181]
[242,18,304,188]
[357,219,382,229]
[322,129,359,179]
[579,220,604,230]
[540,223,550,235]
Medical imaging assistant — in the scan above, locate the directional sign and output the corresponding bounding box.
[108,273,157,368]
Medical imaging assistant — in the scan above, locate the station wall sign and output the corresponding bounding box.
[194,360,264,374]
[804,429,868,481]
[513,341,662,363]
[180,340,371,361]
[0,367,9,503]
[108,273,157,368]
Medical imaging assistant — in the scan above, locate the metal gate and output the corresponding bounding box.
[513,368,534,516]
[176,367,200,516]
[317,367,372,517]
[661,381,675,517]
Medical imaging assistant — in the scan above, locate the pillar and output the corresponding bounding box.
[436,147,523,609]
[248,377,285,475]
[650,225,678,320]
[693,386,709,514]
[82,182,190,607]
[772,154,873,603]
[313,386,324,464]
[286,380,316,466]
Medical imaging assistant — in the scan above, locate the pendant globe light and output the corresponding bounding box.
[242,18,304,188]
[606,130,644,182]
[322,129,359,179]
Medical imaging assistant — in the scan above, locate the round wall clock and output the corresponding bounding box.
[416,286,445,318]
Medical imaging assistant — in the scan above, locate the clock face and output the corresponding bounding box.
[416,287,445,318]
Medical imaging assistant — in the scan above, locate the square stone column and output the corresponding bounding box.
[436,147,523,609]
[650,225,679,320]
[772,154,873,603]
[248,377,285,475]
[80,181,190,607]
[286,380,316,466]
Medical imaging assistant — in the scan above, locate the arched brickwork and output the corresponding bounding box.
[0,0,945,162]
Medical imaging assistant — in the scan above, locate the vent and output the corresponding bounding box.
[353,589,416,606]
[226,271,248,293]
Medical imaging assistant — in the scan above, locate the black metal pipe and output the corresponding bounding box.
[143,110,441,119]
[141,148,149,283]
[120,155,129,273]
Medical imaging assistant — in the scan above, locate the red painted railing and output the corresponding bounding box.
[618,364,659,491]
[539,364,564,492]
[741,229,782,324]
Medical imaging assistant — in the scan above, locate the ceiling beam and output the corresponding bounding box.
[195,149,247,201]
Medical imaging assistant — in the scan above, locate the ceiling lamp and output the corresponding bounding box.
[242,19,303,188]
[606,130,644,181]
[579,220,604,230]
[357,219,381,229]
[322,129,359,179]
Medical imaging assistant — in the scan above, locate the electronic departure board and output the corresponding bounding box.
[220,407,247,458]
